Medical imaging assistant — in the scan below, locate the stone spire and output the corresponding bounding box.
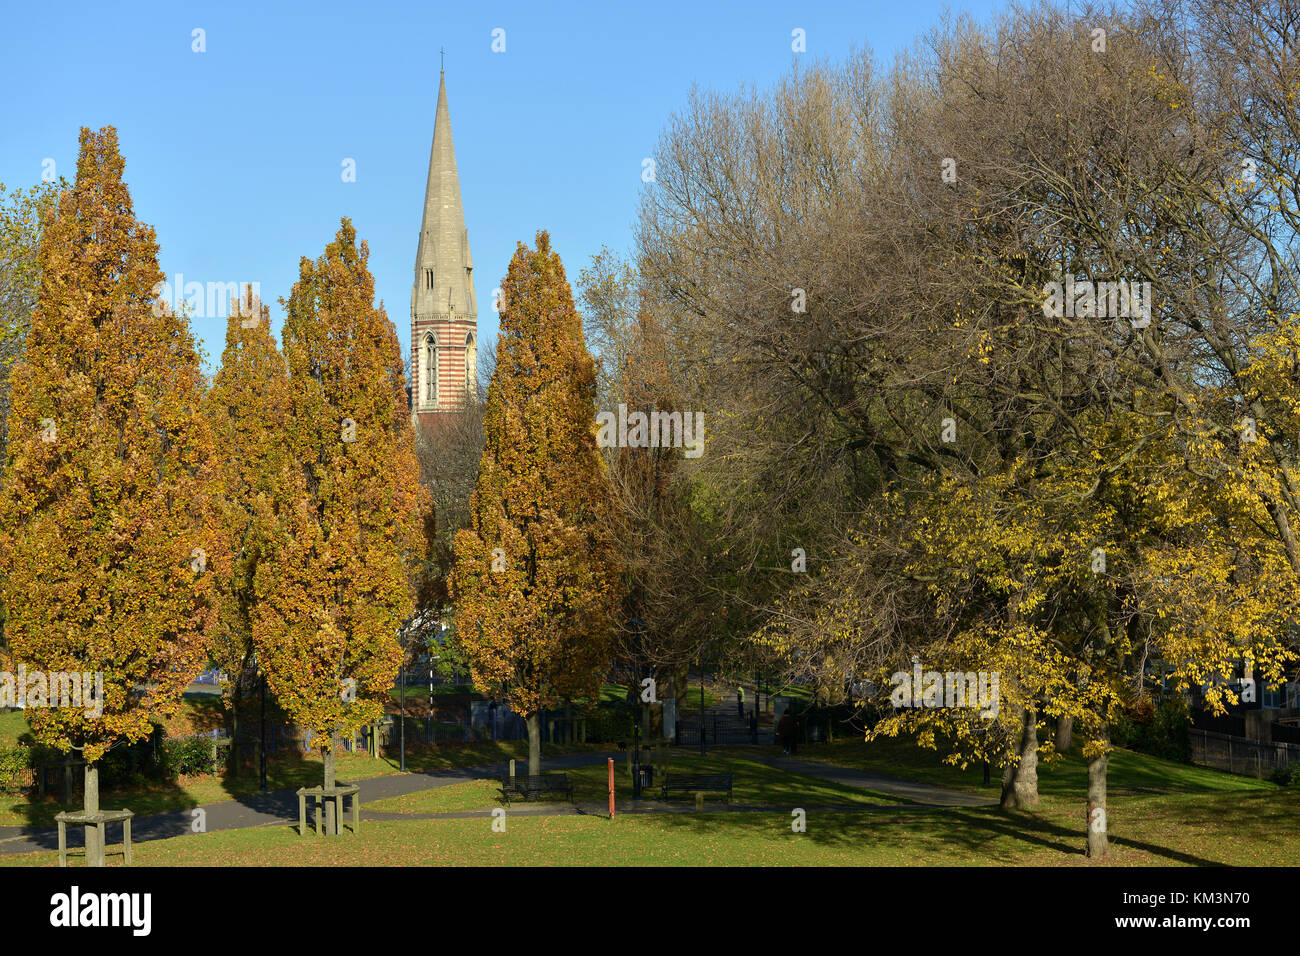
[411,68,477,422]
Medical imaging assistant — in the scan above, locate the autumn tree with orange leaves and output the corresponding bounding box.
[453,232,620,776]
[0,128,225,865]
[204,289,290,768]
[253,221,429,825]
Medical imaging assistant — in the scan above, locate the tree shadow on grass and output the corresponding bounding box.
[1118,786,1300,857]
[639,800,1225,866]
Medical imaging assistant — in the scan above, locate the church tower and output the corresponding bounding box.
[411,66,477,428]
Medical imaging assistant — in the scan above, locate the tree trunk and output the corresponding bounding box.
[1056,714,1073,752]
[84,762,104,867]
[1000,706,1040,809]
[526,712,541,777]
[1086,731,1110,859]
[323,744,336,836]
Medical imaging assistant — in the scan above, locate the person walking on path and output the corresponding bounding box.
[777,709,797,755]
[736,685,746,719]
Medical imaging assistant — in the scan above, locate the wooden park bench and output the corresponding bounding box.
[500,772,573,804]
[661,773,733,804]
[56,809,133,867]
[296,783,360,837]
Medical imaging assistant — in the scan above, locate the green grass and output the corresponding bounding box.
[597,683,630,703]
[803,736,1270,798]
[8,778,1300,866]
[365,751,905,813]
[386,684,478,702]
[567,752,903,806]
[368,779,502,813]
[3,695,225,749]
[0,740,604,827]
[0,711,29,748]
[681,682,722,712]
[5,734,1294,866]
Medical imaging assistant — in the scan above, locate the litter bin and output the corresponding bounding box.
[637,765,654,790]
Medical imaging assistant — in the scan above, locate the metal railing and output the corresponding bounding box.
[1190,727,1300,778]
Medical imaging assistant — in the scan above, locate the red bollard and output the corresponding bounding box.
[608,757,616,819]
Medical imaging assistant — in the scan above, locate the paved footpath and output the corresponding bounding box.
[0,751,613,856]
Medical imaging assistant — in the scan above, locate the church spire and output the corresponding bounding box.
[412,70,475,322]
[411,67,477,420]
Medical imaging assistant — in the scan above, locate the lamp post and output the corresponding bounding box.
[428,624,440,744]
[259,667,268,792]
[399,657,407,773]
[632,718,642,799]
[699,659,706,757]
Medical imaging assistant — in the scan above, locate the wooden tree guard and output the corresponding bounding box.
[297,784,361,837]
[56,809,133,867]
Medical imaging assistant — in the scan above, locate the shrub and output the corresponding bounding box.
[1111,696,1191,763]
[159,735,217,777]
[98,736,158,788]
[1271,764,1294,786]
[0,745,33,794]
[588,703,635,743]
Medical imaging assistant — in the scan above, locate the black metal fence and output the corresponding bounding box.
[674,719,772,746]
[1190,728,1300,778]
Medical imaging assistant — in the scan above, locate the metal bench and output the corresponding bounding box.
[500,772,573,804]
[661,772,733,803]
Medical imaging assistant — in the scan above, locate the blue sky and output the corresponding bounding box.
[0,0,1001,372]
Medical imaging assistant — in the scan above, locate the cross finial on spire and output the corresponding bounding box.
[440,47,445,73]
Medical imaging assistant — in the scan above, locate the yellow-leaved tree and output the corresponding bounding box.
[453,232,620,776]
[254,221,429,824]
[204,290,290,768]
[0,127,225,865]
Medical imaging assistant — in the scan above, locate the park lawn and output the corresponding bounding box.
[766,683,815,703]
[2,695,226,749]
[1,750,405,827]
[7,778,1300,866]
[801,736,1271,799]
[367,779,502,813]
[164,696,227,736]
[681,681,722,712]
[565,752,906,807]
[598,683,630,703]
[366,752,907,814]
[0,740,606,827]
[387,684,475,700]
[0,711,28,747]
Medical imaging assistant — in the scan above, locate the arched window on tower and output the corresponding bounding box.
[465,332,476,396]
[424,333,438,404]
